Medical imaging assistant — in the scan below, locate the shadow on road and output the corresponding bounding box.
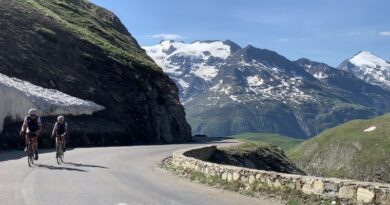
[0,149,55,162]
[0,137,234,163]
[36,163,88,172]
[64,162,108,169]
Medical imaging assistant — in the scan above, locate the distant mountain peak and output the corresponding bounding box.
[159,39,181,44]
[191,40,221,44]
[349,51,388,67]
[338,51,390,89]
[222,40,242,53]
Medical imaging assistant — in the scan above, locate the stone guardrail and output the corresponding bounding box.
[172,145,390,204]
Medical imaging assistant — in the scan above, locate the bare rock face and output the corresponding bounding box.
[208,144,305,175]
[0,0,191,148]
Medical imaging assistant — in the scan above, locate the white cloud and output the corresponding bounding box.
[145,33,184,40]
[379,31,390,36]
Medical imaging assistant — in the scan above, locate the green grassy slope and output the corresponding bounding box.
[228,132,303,151]
[17,0,158,69]
[287,113,390,183]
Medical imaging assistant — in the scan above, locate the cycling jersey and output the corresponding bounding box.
[23,116,42,133]
[54,122,68,135]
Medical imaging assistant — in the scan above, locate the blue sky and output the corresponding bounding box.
[90,0,390,66]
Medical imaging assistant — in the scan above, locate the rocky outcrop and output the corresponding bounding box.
[0,0,191,148]
[208,144,304,175]
[172,145,390,204]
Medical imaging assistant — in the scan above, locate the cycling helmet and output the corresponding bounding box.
[57,115,65,122]
[28,108,38,115]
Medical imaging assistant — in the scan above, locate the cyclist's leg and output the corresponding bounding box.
[33,135,38,160]
[55,136,58,150]
[25,134,30,152]
[55,136,61,154]
[33,136,38,151]
[62,136,66,152]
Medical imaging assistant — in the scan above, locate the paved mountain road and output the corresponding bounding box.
[0,139,283,205]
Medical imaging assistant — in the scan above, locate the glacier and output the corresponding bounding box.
[143,40,231,81]
[0,73,105,133]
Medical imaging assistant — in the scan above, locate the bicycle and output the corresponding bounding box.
[25,133,38,167]
[55,135,65,164]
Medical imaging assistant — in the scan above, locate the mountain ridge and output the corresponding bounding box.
[144,40,390,138]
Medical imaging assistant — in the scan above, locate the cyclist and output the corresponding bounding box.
[51,116,68,152]
[20,108,42,160]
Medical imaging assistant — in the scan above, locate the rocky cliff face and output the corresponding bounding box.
[0,0,191,148]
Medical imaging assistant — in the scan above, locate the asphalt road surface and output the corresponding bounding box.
[0,138,283,205]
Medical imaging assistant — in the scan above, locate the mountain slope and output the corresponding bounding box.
[145,40,390,138]
[337,51,390,89]
[296,58,390,111]
[0,0,191,148]
[144,40,240,99]
[288,113,390,183]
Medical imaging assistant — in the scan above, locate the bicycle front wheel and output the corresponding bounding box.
[27,145,33,167]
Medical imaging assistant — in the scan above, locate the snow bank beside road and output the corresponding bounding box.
[0,73,105,133]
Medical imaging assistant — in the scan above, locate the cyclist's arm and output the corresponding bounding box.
[51,122,57,138]
[20,117,28,135]
[62,122,68,137]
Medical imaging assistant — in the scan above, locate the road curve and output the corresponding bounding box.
[0,138,283,205]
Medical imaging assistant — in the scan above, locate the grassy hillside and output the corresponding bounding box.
[288,113,390,183]
[17,0,157,69]
[228,132,303,151]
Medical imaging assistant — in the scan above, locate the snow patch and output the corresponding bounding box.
[247,75,264,86]
[191,64,219,81]
[0,73,105,133]
[363,126,376,133]
[178,79,189,89]
[229,95,240,102]
[313,72,328,80]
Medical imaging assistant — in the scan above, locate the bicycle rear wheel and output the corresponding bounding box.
[60,150,64,163]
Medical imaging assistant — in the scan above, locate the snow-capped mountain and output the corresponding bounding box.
[144,40,240,98]
[0,73,105,133]
[144,40,390,138]
[296,58,390,105]
[338,51,390,89]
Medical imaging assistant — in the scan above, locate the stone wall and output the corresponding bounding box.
[172,145,390,204]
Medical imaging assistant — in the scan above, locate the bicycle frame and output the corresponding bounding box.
[55,135,65,164]
[26,133,37,167]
